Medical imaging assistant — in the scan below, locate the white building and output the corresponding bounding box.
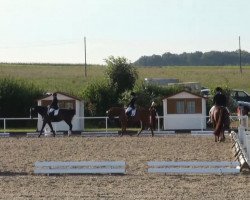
[37,92,84,132]
[163,91,207,130]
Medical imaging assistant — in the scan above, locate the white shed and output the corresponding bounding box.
[37,92,84,132]
[163,91,207,130]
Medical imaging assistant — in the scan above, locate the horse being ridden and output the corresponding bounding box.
[209,87,230,142]
[211,106,230,142]
[30,106,75,137]
[106,107,154,136]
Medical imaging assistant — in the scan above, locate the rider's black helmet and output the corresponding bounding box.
[130,92,136,96]
[215,87,222,92]
[53,93,57,97]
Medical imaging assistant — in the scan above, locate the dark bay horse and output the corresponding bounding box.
[211,106,230,142]
[30,106,75,137]
[106,107,154,136]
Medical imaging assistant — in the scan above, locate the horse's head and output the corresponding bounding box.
[30,106,37,119]
[106,107,125,120]
[30,106,47,118]
[106,108,114,120]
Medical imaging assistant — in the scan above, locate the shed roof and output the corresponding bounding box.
[162,90,206,100]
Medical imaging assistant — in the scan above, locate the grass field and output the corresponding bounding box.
[1,63,250,96]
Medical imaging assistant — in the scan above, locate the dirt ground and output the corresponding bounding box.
[0,133,250,200]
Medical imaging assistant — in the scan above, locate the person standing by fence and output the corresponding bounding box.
[149,101,158,130]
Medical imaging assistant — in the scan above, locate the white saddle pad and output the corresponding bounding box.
[54,109,59,116]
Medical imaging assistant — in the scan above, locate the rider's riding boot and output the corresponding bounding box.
[49,111,54,117]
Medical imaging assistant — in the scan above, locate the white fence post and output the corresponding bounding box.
[106,117,108,132]
[246,133,250,160]
[157,116,160,132]
[4,118,6,133]
[238,126,245,144]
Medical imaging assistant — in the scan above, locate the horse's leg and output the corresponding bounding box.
[68,122,72,136]
[220,129,225,142]
[150,125,154,137]
[39,121,47,137]
[47,121,56,137]
[65,120,72,136]
[121,122,126,136]
[136,121,143,136]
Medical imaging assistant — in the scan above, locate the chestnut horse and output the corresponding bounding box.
[211,106,230,142]
[30,106,75,137]
[106,107,154,136]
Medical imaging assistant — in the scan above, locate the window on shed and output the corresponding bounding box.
[59,100,75,109]
[176,100,185,113]
[167,98,202,114]
[186,100,195,113]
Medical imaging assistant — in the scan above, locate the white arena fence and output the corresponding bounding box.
[0,115,247,133]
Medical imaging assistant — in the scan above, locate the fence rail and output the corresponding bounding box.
[0,115,247,133]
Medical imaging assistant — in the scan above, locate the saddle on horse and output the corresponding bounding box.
[48,108,59,117]
[125,106,136,117]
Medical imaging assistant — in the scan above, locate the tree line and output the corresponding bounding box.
[134,50,250,66]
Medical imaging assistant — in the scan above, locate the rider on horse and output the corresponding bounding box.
[208,87,230,128]
[48,93,59,117]
[125,92,137,117]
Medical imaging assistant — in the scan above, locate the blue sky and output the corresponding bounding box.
[0,0,249,64]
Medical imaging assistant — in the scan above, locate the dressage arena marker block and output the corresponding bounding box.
[147,161,240,174]
[191,130,213,136]
[44,132,64,137]
[142,130,176,135]
[191,130,230,136]
[0,133,10,137]
[81,131,119,137]
[34,161,126,175]
[26,132,40,137]
[26,132,64,137]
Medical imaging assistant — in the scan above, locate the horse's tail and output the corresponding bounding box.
[70,109,76,117]
[213,107,224,136]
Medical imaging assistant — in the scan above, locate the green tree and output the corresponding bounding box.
[105,56,138,95]
[0,78,43,118]
[81,79,118,116]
